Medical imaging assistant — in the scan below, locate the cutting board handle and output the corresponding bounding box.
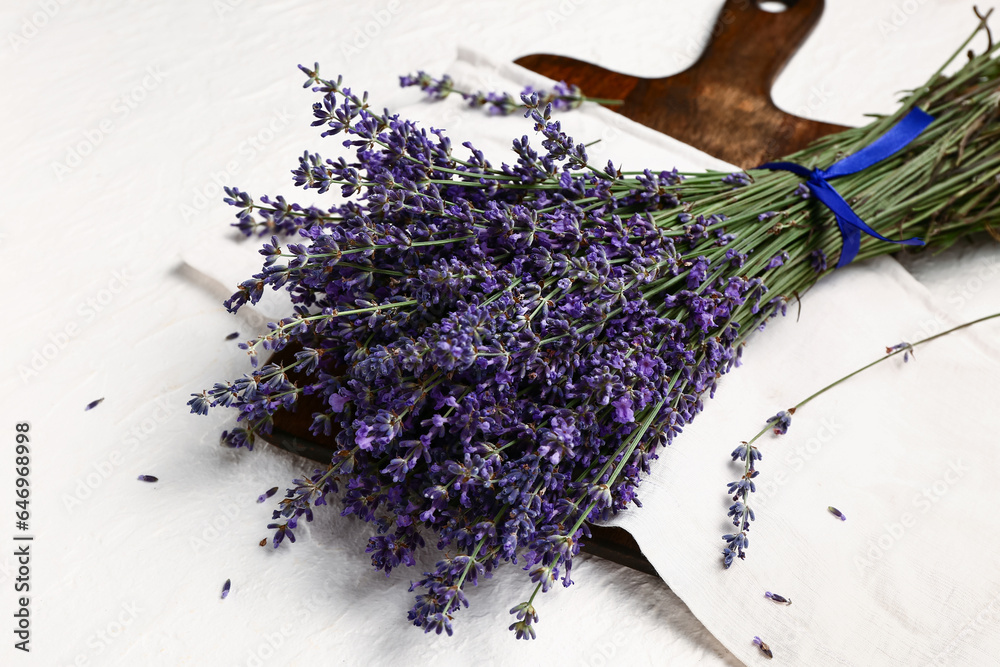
[688,0,825,99]
[515,0,844,166]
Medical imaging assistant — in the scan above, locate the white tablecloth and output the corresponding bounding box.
[3,1,998,665]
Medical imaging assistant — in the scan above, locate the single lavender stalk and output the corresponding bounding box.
[722,311,1000,567]
[399,70,623,114]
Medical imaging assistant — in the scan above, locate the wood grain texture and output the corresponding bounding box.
[515,0,848,168]
[263,0,849,577]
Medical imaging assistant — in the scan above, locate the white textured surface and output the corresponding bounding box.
[2,1,998,665]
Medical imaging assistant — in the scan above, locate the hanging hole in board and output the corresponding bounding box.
[757,0,795,13]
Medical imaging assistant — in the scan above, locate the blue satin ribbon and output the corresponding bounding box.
[759,108,935,268]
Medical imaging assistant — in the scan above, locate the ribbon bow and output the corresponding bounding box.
[759,108,935,268]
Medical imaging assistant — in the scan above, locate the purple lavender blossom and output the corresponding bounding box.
[810,249,828,273]
[767,410,793,435]
[508,601,539,640]
[722,172,752,187]
[828,506,847,521]
[765,252,789,270]
[221,579,231,599]
[85,398,104,411]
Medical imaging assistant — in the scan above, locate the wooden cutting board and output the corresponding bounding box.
[518,0,847,169]
[262,0,847,577]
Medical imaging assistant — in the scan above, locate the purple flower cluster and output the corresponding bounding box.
[723,440,761,568]
[723,407,798,567]
[189,63,804,638]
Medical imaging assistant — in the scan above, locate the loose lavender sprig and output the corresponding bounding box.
[399,70,622,115]
[722,311,1000,567]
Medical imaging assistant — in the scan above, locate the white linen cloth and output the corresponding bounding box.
[4,1,999,665]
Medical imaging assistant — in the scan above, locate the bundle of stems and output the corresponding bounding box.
[189,21,999,638]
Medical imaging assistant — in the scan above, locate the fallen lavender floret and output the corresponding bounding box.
[257,487,278,503]
[828,506,847,521]
[85,398,104,411]
[754,636,774,659]
[221,579,231,599]
[137,475,158,483]
[765,591,792,605]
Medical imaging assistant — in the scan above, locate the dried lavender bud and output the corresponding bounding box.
[259,538,267,547]
[828,506,847,521]
[754,636,773,659]
[85,398,104,411]
[809,249,827,272]
[886,342,914,362]
[508,602,539,641]
[766,410,793,435]
[226,332,240,340]
[722,172,752,187]
[221,579,231,599]
[137,475,158,483]
[765,591,792,605]
[257,487,279,503]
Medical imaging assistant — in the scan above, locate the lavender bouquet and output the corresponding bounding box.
[189,24,1000,639]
